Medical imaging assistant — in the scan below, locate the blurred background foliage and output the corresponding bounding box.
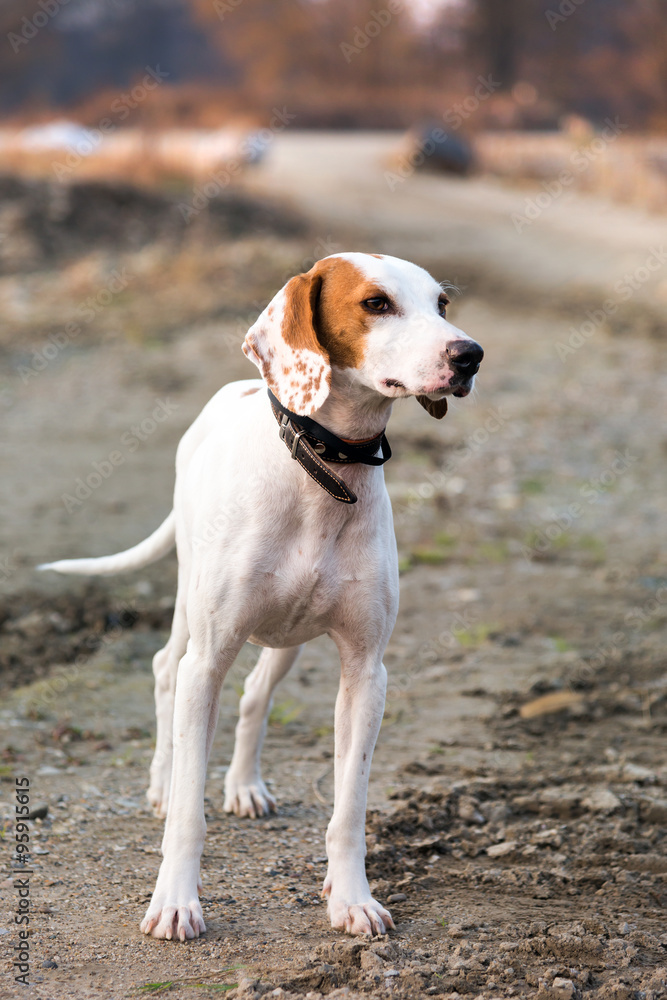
[1,0,666,131]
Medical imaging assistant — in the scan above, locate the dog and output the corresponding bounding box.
[39,252,483,941]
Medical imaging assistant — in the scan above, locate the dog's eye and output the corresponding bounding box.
[438,297,449,318]
[363,297,390,313]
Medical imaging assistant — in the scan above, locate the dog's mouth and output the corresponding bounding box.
[381,378,414,399]
[382,377,474,399]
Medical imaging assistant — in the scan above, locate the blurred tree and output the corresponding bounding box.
[0,0,665,129]
[471,0,523,89]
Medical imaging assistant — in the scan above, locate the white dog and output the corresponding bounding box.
[40,252,483,941]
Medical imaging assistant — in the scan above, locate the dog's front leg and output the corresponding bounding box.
[141,639,239,941]
[322,640,394,936]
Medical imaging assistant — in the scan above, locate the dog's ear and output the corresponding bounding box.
[416,395,448,419]
[243,271,331,416]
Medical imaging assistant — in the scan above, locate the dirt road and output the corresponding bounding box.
[1,134,666,999]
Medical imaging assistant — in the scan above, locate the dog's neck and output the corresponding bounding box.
[310,369,394,441]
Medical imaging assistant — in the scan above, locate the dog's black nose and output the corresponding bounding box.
[447,340,484,374]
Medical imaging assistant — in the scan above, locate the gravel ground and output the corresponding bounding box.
[1,134,666,999]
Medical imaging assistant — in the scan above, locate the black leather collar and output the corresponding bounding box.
[268,389,391,504]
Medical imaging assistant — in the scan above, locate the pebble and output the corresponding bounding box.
[458,796,485,824]
[621,763,656,783]
[487,841,518,858]
[387,893,407,902]
[581,788,621,814]
[551,977,576,998]
[360,950,384,972]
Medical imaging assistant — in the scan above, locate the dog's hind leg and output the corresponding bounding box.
[223,644,302,818]
[147,594,189,819]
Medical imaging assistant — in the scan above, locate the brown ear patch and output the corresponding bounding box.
[281,273,325,356]
[417,395,448,419]
[311,258,371,370]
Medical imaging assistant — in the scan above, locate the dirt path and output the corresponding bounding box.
[1,134,666,999]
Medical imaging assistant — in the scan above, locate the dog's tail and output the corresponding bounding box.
[37,510,176,577]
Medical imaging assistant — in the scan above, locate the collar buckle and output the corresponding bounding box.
[278,412,306,459]
[291,427,306,458]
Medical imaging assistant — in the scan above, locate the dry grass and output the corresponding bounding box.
[475,128,667,213]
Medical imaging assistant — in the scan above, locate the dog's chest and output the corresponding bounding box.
[245,520,368,647]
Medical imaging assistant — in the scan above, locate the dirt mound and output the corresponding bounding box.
[0,584,174,693]
[0,174,305,274]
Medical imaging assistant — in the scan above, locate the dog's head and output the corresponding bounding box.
[242,252,483,418]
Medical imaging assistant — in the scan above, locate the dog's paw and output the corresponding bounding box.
[147,756,171,818]
[323,880,394,936]
[140,888,205,941]
[326,895,394,936]
[146,780,169,819]
[223,773,276,818]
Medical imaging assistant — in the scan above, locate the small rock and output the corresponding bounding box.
[485,801,510,823]
[41,960,58,969]
[387,893,407,903]
[370,941,396,960]
[582,788,621,814]
[458,795,485,824]
[621,762,655,783]
[551,977,576,998]
[236,977,259,998]
[360,950,384,972]
[532,828,562,848]
[28,804,48,821]
[486,841,518,858]
[640,797,667,824]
